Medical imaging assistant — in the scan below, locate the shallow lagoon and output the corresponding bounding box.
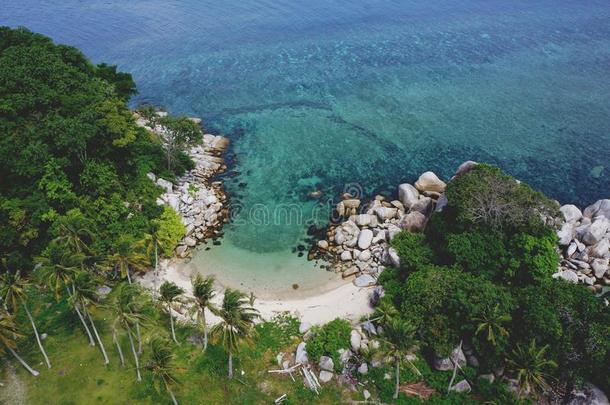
[3,0,610,292]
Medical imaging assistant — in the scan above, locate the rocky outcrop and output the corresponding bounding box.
[137,113,230,257]
[554,199,610,290]
[322,171,445,287]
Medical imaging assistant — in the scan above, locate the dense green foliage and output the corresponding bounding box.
[0,27,190,270]
[381,164,610,399]
[306,318,351,372]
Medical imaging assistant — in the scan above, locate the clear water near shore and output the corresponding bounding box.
[3,0,610,293]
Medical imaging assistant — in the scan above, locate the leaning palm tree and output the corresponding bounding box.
[109,283,147,380]
[0,309,39,376]
[506,339,557,398]
[189,274,216,352]
[474,304,511,347]
[101,235,150,284]
[382,318,420,400]
[0,267,51,368]
[36,248,96,346]
[211,288,260,379]
[70,271,109,364]
[159,281,184,344]
[146,337,180,405]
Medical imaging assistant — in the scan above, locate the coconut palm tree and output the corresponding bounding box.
[0,309,39,376]
[138,228,172,300]
[159,281,184,344]
[109,283,147,381]
[0,267,51,368]
[474,304,511,347]
[189,274,216,352]
[506,339,557,398]
[36,247,96,346]
[371,298,399,327]
[146,337,180,405]
[70,271,109,364]
[52,213,94,254]
[211,288,260,379]
[101,235,150,284]
[382,318,420,400]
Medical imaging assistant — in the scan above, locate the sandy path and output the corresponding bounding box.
[138,259,375,326]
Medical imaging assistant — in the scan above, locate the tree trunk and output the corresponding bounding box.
[8,347,39,377]
[136,321,143,355]
[152,243,158,301]
[168,303,178,343]
[126,267,132,284]
[74,303,96,346]
[86,309,109,364]
[168,386,178,405]
[228,351,233,379]
[126,325,141,382]
[24,304,51,369]
[113,329,125,367]
[202,310,207,352]
[393,358,400,400]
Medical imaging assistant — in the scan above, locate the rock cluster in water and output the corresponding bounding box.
[136,113,230,257]
[319,170,448,287]
[554,199,610,290]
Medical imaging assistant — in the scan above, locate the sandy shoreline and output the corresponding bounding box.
[138,259,374,326]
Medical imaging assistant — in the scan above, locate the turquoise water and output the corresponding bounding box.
[2,0,610,259]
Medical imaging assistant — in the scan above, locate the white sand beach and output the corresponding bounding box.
[138,259,375,326]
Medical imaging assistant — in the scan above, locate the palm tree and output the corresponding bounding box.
[159,281,184,344]
[382,318,420,400]
[146,337,180,405]
[0,309,39,376]
[211,288,260,379]
[52,213,94,254]
[0,268,51,368]
[109,283,147,381]
[506,339,557,398]
[474,304,511,347]
[371,298,399,327]
[189,274,216,352]
[36,248,96,346]
[101,235,150,284]
[71,271,109,364]
[138,226,173,300]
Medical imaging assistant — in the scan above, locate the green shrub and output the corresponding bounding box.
[153,206,185,256]
[306,318,351,371]
[444,164,558,234]
[391,231,434,274]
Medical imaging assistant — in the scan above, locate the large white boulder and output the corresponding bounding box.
[583,199,610,220]
[319,370,333,383]
[399,212,427,232]
[319,356,334,372]
[374,206,398,221]
[590,238,609,258]
[295,342,308,364]
[453,161,478,179]
[156,178,173,193]
[353,274,376,287]
[358,229,374,250]
[560,204,583,223]
[414,171,446,193]
[557,222,575,246]
[397,184,420,208]
[582,218,610,245]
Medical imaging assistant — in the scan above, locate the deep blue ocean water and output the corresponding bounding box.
[2,0,610,255]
